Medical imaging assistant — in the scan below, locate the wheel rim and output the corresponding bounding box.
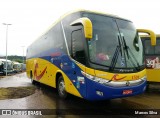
[59,80,65,96]
[30,73,33,83]
[31,78,33,82]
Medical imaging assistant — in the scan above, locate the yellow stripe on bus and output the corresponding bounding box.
[26,58,82,98]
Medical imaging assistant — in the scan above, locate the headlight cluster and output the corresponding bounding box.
[141,76,147,81]
[81,71,146,87]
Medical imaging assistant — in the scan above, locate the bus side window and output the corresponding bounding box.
[155,40,160,54]
[145,40,154,55]
[71,29,86,65]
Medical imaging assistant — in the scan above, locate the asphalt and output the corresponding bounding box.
[0,73,32,87]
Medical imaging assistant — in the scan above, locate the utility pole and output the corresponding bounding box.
[21,46,25,64]
[3,23,12,76]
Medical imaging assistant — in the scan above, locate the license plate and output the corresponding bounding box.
[123,90,132,95]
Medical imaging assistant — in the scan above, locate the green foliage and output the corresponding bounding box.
[0,55,26,64]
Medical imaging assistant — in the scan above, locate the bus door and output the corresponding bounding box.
[61,28,87,97]
[71,29,87,97]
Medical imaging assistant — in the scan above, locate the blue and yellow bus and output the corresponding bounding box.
[141,35,160,83]
[26,10,156,100]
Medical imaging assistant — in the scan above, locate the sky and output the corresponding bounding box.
[0,0,160,56]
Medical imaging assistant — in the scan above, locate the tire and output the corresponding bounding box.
[146,83,149,92]
[57,76,67,99]
[30,71,35,84]
[2,71,5,76]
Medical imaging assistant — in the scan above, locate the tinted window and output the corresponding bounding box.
[84,13,143,69]
[144,40,154,54]
[144,39,160,55]
[155,39,160,54]
[71,29,86,65]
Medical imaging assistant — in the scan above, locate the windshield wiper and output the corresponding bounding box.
[122,36,140,71]
[122,36,129,59]
[109,35,122,71]
[109,46,120,71]
[118,35,123,57]
[109,35,141,72]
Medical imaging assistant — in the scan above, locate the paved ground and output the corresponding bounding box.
[0,73,32,87]
[0,73,160,118]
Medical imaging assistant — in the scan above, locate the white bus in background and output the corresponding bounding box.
[21,63,26,71]
[13,61,22,73]
[0,59,14,75]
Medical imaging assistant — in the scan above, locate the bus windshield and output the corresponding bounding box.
[4,62,13,70]
[84,13,143,70]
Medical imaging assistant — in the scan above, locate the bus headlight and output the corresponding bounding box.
[81,71,109,85]
[141,76,147,81]
[81,71,146,87]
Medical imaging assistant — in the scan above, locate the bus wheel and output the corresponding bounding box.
[57,76,67,99]
[30,71,35,84]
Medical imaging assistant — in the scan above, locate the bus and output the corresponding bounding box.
[0,59,14,75]
[13,62,22,73]
[141,35,160,83]
[26,10,156,101]
[21,63,26,71]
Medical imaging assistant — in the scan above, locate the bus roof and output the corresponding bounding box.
[12,61,20,64]
[0,59,12,63]
[28,9,132,48]
[61,9,131,21]
[53,9,132,31]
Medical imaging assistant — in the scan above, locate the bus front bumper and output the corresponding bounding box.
[85,77,146,101]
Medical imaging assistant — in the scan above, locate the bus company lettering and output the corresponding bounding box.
[119,69,134,72]
[111,74,126,81]
[146,57,160,69]
[34,63,47,80]
[146,58,155,68]
[132,75,139,80]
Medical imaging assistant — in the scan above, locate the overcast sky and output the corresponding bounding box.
[0,0,160,56]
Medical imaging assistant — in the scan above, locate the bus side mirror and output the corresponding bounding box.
[70,17,93,39]
[137,29,156,46]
